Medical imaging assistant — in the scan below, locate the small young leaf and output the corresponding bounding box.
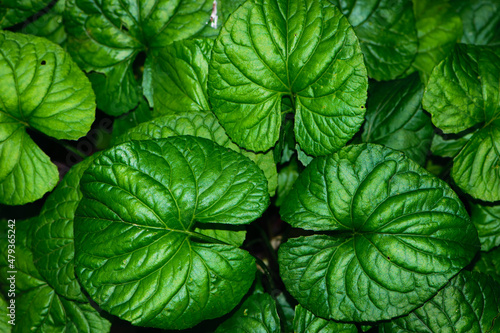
[329,0,418,81]
[279,144,479,322]
[293,305,357,333]
[470,201,500,251]
[209,0,367,156]
[215,294,281,333]
[0,31,96,205]
[380,271,500,332]
[75,136,270,329]
[362,73,433,166]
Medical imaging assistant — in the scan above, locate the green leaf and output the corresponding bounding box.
[470,201,500,251]
[111,97,153,142]
[32,157,96,302]
[381,271,500,333]
[0,220,111,333]
[215,293,281,333]
[153,39,213,116]
[329,0,418,81]
[279,144,479,322]
[452,126,500,202]
[276,158,300,207]
[293,305,357,333]
[0,0,52,28]
[473,246,500,284]
[0,31,96,205]
[362,73,433,166]
[0,294,12,332]
[115,111,278,196]
[19,0,67,46]
[209,0,367,156]
[0,219,46,295]
[15,285,111,333]
[431,132,474,158]
[75,136,270,329]
[423,44,500,134]
[409,0,462,79]
[64,0,214,115]
[456,0,500,46]
[87,61,141,117]
[295,143,314,167]
[423,44,500,202]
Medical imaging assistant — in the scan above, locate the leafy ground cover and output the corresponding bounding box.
[0,0,499,332]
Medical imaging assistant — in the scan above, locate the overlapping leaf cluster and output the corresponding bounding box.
[1,0,500,332]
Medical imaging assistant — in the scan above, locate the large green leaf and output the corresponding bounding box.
[74,136,270,329]
[423,44,500,202]
[380,271,500,333]
[329,0,418,81]
[279,144,479,322]
[115,111,277,196]
[470,201,500,252]
[293,305,357,333]
[209,0,367,156]
[64,0,214,115]
[362,73,433,166]
[32,157,96,302]
[0,220,111,333]
[215,293,281,333]
[0,0,52,28]
[0,31,96,205]
[456,0,500,46]
[410,0,462,79]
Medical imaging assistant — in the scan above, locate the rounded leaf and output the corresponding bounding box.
[0,31,95,205]
[279,144,480,322]
[75,136,270,329]
[209,0,367,156]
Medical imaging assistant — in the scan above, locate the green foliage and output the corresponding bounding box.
[2,0,500,332]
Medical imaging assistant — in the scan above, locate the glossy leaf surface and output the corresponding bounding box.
[279,144,479,322]
[209,0,367,155]
[293,305,357,333]
[0,31,95,205]
[75,136,270,329]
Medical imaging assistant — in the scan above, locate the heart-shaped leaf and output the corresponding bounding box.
[74,136,270,329]
[279,144,479,322]
[0,31,95,205]
[209,0,367,156]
